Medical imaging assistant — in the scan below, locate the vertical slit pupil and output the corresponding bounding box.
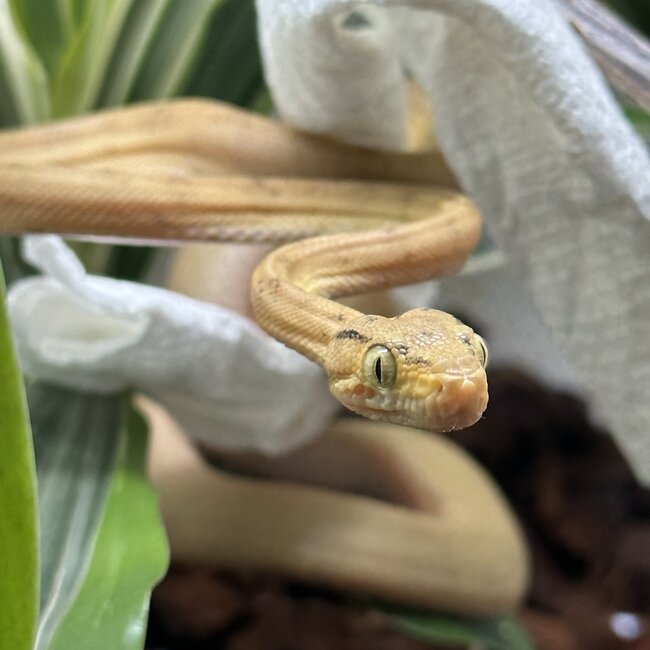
[374,357,382,383]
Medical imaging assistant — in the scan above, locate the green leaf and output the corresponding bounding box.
[29,385,123,649]
[0,0,50,126]
[183,0,264,107]
[624,105,650,142]
[96,0,170,108]
[129,0,225,101]
[0,236,35,284]
[28,386,168,650]
[604,1,650,37]
[51,0,133,117]
[9,0,73,75]
[47,403,169,650]
[386,606,534,650]
[0,263,39,650]
[104,244,157,281]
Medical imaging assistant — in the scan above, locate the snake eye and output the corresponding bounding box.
[475,335,489,368]
[363,345,397,388]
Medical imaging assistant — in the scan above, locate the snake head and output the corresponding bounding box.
[324,309,488,432]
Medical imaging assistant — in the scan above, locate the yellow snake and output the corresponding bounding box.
[0,99,488,433]
[0,100,530,615]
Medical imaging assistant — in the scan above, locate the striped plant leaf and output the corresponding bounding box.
[96,0,170,108]
[383,603,534,650]
[128,0,224,101]
[0,263,39,650]
[29,385,124,650]
[29,385,168,650]
[0,0,50,126]
[8,0,73,75]
[184,0,264,108]
[46,404,169,650]
[50,0,133,117]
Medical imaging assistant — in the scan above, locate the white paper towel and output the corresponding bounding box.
[255,0,650,481]
[9,236,339,454]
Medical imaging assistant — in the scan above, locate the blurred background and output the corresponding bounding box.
[1,1,649,649]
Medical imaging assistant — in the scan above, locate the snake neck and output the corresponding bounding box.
[251,245,360,366]
[250,207,481,367]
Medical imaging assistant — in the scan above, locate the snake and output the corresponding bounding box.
[251,203,488,432]
[0,99,488,433]
[0,100,530,615]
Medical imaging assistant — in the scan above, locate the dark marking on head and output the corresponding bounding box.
[409,356,430,367]
[459,333,472,345]
[335,329,370,343]
[336,313,346,321]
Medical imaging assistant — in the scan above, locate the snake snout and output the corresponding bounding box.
[425,369,488,432]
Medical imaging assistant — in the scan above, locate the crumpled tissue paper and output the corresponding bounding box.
[255,0,650,481]
[9,236,339,454]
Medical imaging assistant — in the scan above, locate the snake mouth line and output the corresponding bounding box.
[340,396,396,416]
[358,405,397,416]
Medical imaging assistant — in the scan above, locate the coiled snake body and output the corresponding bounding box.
[0,100,488,432]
